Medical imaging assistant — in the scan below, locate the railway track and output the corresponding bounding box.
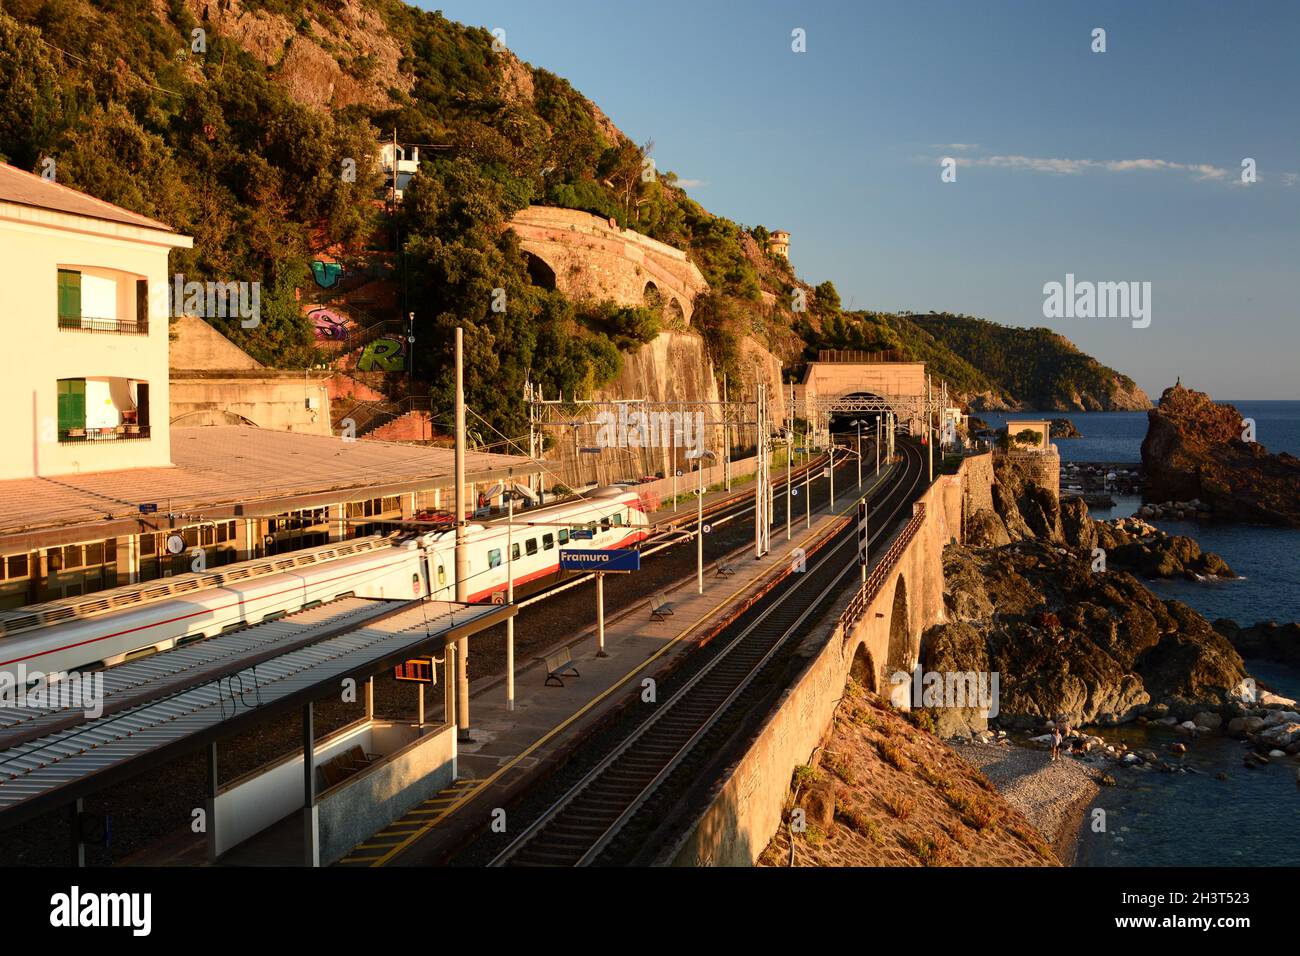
[486,439,927,867]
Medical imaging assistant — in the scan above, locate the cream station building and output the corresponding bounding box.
[0,162,193,480]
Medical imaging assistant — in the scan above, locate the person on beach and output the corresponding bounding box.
[1051,727,1063,761]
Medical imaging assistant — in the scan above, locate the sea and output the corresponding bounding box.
[978,402,1300,866]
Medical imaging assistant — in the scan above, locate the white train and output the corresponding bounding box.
[0,487,649,678]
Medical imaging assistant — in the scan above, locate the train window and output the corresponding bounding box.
[558,529,569,545]
[6,554,27,578]
[512,543,521,561]
[436,565,446,587]
[613,513,623,527]
[525,538,538,556]
[488,549,502,569]
[600,517,610,532]
[542,534,554,550]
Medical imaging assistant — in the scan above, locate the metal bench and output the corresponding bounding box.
[537,647,579,687]
[713,560,736,577]
[650,592,675,622]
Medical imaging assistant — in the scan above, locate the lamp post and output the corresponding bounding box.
[506,471,515,711]
[784,428,792,541]
[690,449,717,593]
[876,414,881,475]
[850,419,864,489]
[828,438,835,511]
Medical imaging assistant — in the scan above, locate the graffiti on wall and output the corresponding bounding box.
[356,336,406,371]
[310,260,344,289]
[309,308,349,341]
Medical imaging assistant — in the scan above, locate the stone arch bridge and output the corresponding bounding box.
[508,206,708,325]
[669,453,1000,866]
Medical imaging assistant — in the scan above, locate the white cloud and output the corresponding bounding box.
[951,153,1232,181]
[933,143,979,151]
[674,177,706,188]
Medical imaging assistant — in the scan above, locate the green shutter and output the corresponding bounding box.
[57,379,85,433]
[57,270,81,322]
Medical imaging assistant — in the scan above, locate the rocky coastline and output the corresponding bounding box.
[1141,382,1300,526]
[936,452,1300,856]
[933,456,1268,730]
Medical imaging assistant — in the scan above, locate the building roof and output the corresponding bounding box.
[0,161,176,232]
[0,597,513,826]
[0,426,539,544]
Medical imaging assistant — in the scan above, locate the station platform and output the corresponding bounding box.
[337,462,895,866]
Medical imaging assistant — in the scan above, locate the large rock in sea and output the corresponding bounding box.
[939,542,1247,727]
[1141,383,1300,526]
[1213,620,1300,669]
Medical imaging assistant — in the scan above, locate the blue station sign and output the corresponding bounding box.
[559,548,641,573]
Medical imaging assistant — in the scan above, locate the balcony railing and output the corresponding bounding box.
[59,425,152,444]
[57,315,149,335]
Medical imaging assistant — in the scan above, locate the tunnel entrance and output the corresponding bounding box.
[829,392,888,437]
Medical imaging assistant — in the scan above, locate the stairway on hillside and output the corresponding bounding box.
[360,409,435,443]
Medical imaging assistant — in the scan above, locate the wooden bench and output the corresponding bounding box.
[650,592,675,622]
[317,746,377,790]
[713,560,736,577]
[536,647,579,687]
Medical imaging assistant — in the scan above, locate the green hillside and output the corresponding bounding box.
[0,0,1145,437]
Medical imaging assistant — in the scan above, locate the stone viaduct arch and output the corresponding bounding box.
[508,206,708,325]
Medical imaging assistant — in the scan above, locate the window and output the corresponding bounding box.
[436,565,446,587]
[512,543,521,561]
[525,538,538,556]
[558,529,569,545]
[57,378,86,435]
[58,270,81,322]
[542,534,554,550]
[600,516,611,532]
[488,549,502,569]
[613,513,623,527]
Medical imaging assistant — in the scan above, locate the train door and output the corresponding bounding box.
[426,550,450,600]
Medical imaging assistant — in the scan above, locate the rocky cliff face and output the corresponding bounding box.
[922,459,1247,734]
[538,330,785,487]
[1141,383,1300,526]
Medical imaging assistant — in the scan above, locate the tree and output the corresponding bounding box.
[0,13,65,168]
[814,280,841,313]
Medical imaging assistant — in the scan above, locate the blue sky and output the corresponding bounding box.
[424,0,1299,400]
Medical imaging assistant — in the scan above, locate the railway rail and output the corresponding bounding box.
[486,439,927,866]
